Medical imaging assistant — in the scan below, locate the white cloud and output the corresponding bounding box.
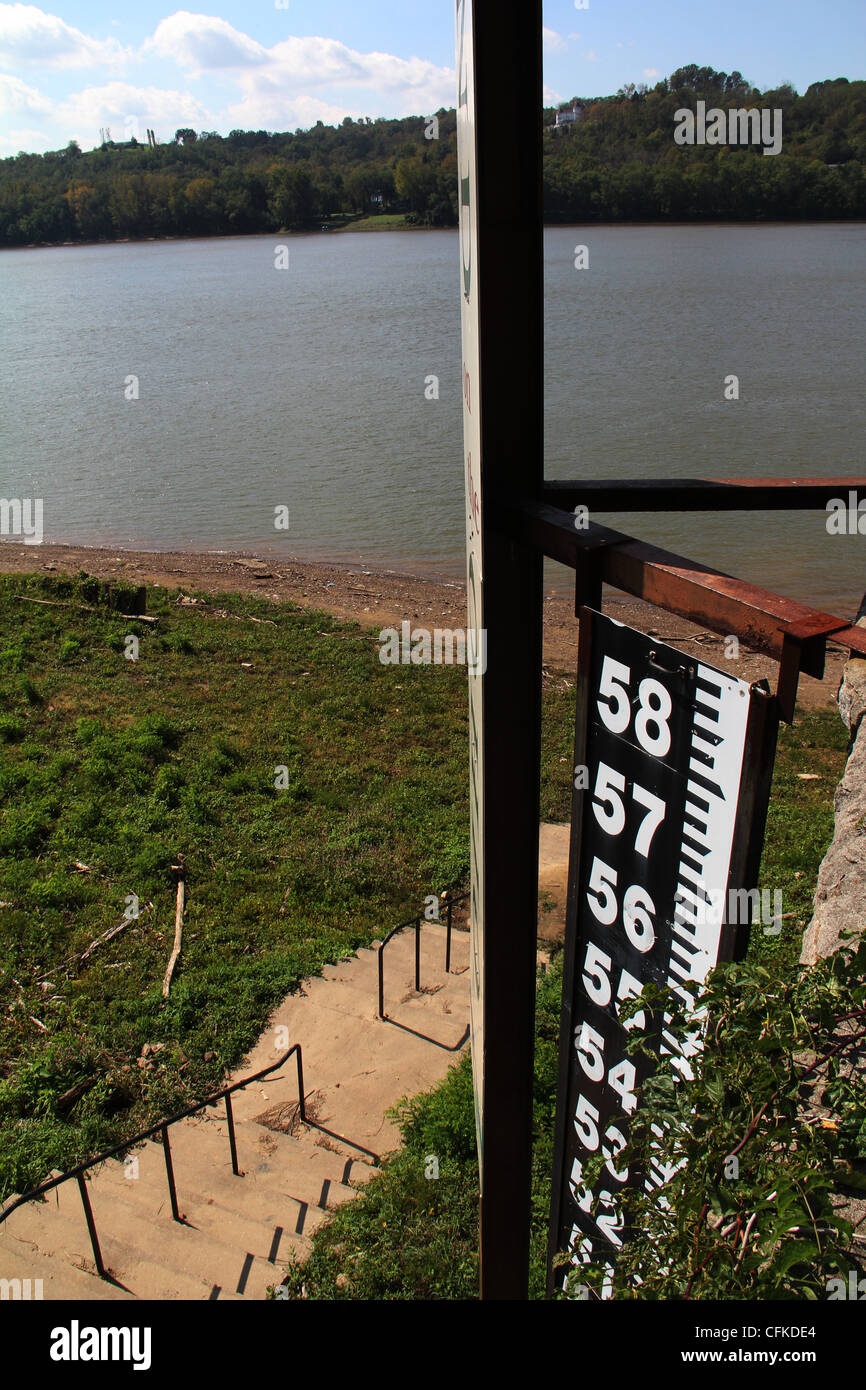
[0,70,50,115]
[0,3,129,70]
[224,44,454,126]
[273,38,452,101]
[146,13,454,111]
[643,67,660,79]
[0,125,44,152]
[542,83,562,105]
[223,90,360,133]
[145,11,267,74]
[0,10,461,153]
[582,50,599,62]
[542,27,566,52]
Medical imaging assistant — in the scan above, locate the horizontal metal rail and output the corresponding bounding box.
[377,890,469,1020]
[0,1045,305,1280]
[3,880,472,1277]
[543,476,866,512]
[490,494,866,722]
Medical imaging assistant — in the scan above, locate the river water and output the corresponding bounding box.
[2,223,864,612]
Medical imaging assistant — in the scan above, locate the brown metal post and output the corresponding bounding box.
[161,1123,181,1222]
[459,0,545,1299]
[295,1046,306,1125]
[76,1173,107,1279]
[225,1092,240,1176]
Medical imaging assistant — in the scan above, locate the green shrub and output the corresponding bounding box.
[570,939,866,1301]
[58,637,80,662]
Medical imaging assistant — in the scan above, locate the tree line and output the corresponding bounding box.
[1,67,864,247]
[543,68,866,223]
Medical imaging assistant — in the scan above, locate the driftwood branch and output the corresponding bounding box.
[77,916,134,965]
[37,901,150,981]
[11,595,157,622]
[162,876,185,998]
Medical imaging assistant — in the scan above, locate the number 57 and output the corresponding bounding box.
[592,761,665,858]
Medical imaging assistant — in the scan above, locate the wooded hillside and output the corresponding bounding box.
[1,66,863,246]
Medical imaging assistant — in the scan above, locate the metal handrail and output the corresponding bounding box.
[0,1045,305,1280]
[3,887,471,1279]
[377,889,469,1020]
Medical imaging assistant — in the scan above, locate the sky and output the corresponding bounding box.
[0,0,864,157]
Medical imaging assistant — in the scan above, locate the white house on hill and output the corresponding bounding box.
[554,103,583,129]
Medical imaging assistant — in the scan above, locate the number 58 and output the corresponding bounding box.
[597,655,672,759]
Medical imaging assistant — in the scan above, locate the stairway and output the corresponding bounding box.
[0,920,469,1300]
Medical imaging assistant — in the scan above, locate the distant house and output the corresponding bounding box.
[554,103,583,129]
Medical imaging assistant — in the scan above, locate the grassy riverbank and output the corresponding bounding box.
[0,570,574,1197]
[0,566,848,1223]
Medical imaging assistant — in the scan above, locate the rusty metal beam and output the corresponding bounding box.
[490,496,866,684]
[544,477,866,512]
[828,625,866,653]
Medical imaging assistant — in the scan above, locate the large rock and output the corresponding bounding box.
[801,616,866,965]
[838,652,866,734]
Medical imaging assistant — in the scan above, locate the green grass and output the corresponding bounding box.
[281,958,566,1301]
[340,213,412,232]
[0,572,472,1195]
[751,707,848,970]
[539,677,576,822]
[0,565,849,1285]
[0,571,576,1198]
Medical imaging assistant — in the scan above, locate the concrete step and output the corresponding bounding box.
[326,927,469,971]
[230,1002,469,1150]
[296,974,468,1039]
[246,1126,380,1187]
[3,1173,288,1300]
[80,1117,364,1230]
[103,1121,376,1204]
[321,954,469,997]
[158,1118,364,1213]
[0,912,471,1301]
[87,1123,371,1247]
[0,1230,136,1301]
[87,1147,313,1264]
[90,1146,326,1247]
[0,1188,224,1299]
[369,919,466,946]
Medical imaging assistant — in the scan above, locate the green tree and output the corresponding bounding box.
[394,157,437,216]
[267,166,315,228]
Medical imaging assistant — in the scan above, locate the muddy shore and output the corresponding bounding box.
[0,540,846,709]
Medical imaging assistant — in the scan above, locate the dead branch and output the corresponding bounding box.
[77,917,134,966]
[162,877,185,998]
[11,595,157,622]
[36,901,151,982]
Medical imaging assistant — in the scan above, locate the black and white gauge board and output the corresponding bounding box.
[548,607,779,1293]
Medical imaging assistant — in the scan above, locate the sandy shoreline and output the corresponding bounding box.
[0,540,845,709]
